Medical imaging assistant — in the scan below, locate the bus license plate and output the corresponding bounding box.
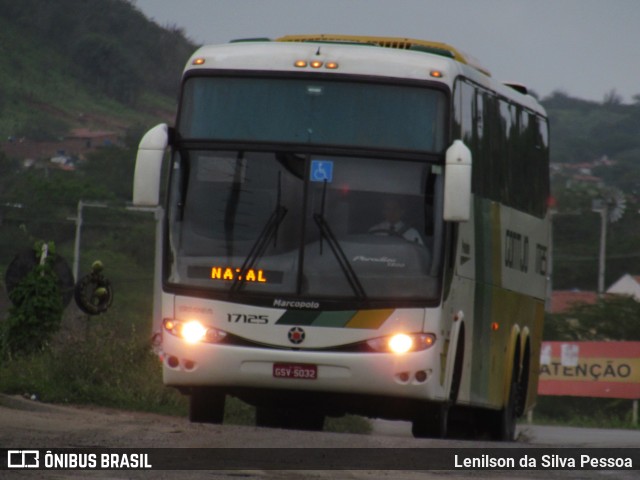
[273,363,317,380]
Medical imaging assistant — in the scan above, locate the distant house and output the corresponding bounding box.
[550,290,598,314]
[66,129,118,151]
[50,154,75,171]
[2,128,119,165]
[550,275,640,314]
[606,274,640,301]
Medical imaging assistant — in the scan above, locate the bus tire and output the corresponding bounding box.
[491,375,518,441]
[189,387,225,424]
[516,342,530,417]
[411,403,448,439]
[449,325,465,403]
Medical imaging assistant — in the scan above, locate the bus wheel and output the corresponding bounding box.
[189,387,225,424]
[411,403,448,439]
[256,406,325,431]
[490,376,518,441]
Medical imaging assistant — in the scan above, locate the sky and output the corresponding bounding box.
[133,0,640,104]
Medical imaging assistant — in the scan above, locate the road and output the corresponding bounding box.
[1,394,638,479]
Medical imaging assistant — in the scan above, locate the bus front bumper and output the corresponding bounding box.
[160,334,446,402]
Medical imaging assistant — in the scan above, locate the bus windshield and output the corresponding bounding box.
[178,76,447,153]
[167,150,444,305]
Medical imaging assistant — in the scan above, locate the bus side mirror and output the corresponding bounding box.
[132,124,169,206]
[443,140,472,222]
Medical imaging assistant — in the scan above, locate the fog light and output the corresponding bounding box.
[415,370,428,382]
[183,360,195,370]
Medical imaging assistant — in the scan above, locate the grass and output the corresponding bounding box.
[0,319,184,415]
[0,16,174,140]
[530,402,639,430]
[530,414,639,430]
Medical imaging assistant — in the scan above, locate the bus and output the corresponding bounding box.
[132,34,550,440]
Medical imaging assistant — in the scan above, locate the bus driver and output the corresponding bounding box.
[368,198,424,245]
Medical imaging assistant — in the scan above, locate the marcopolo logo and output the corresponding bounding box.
[8,450,40,468]
[273,298,320,309]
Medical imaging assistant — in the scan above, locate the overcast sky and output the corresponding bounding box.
[133,0,640,104]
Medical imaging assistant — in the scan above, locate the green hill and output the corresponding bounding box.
[0,0,195,140]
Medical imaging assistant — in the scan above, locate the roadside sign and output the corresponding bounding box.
[538,341,640,399]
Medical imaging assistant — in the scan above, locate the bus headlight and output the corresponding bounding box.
[163,318,227,344]
[181,321,207,344]
[389,333,413,354]
[366,333,436,354]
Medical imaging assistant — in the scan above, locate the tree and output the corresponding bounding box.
[545,296,640,341]
[79,143,137,202]
[72,33,142,105]
[603,89,623,106]
[2,242,65,357]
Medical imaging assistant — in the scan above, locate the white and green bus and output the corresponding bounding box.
[133,35,549,440]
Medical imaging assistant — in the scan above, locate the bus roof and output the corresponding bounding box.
[276,34,491,77]
[186,35,544,116]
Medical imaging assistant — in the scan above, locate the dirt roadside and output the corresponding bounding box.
[0,394,418,449]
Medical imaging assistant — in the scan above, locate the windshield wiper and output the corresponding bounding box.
[313,213,367,300]
[230,204,288,294]
[313,179,367,300]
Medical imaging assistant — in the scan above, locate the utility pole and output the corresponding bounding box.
[126,205,164,349]
[592,199,608,295]
[72,200,107,281]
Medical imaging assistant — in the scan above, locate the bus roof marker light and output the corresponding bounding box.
[325,61,339,69]
[294,60,307,68]
[192,57,206,65]
[430,70,443,78]
[310,60,323,68]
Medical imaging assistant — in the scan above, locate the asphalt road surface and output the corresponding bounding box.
[1,394,638,479]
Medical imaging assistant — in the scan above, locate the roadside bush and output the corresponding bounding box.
[2,242,64,358]
[0,319,186,415]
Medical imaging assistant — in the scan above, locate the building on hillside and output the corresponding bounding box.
[2,128,119,168]
[606,274,640,301]
[66,129,118,150]
[550,155,617,190]
[550,275,640,314]
[50,154,76,171]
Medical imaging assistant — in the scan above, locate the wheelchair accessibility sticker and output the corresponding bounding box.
[310,160,333,183]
